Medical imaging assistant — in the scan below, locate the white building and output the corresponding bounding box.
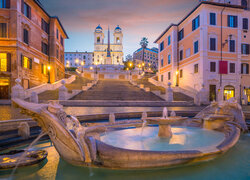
[93,25,124,65]
[65,52,93,68]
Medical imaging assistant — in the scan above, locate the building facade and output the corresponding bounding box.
[133,47,158,71]
[93,25,123,65]
[0,0,68,99]
[155,0,250,103]
[65,52,93,68]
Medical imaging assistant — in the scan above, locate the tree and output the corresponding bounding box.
[140,37,148,70]
[140,37,148,49]
[125,54,133,61]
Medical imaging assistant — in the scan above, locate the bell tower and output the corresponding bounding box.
[113,25,123,44]
[94,24,104,44]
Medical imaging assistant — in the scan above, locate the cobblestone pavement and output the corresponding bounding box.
[0,105,29,121]
[71,80,164,101]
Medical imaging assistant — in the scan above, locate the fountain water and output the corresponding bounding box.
[162,107,168,119]
[9,131,47,179]
[109,113,115,124]
[141,111,147,120]
[170,111,176,117]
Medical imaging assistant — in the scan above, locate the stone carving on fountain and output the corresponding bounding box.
[12,99,92,165]
[193,100,248,132]
[11,97,247,169]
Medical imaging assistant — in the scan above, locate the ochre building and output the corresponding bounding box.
[0,0,68,99]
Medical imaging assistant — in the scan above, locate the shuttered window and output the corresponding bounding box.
[230,63,235,73]
[210,38,216,51]
[23,28,29,44]
[192,15,200,31]
[0,23,7,38]
[168,72,171,80]
[160,41,164,51]
[23,2,31,19]
[41,19,49,34]
[229,40,235,52]
[180,69,183,78]
[241,63,249,74]
[194,41,199,54]
[41,42,48,55]
[179,50,183,61]
[210,62,216,72]
[0,0,10,8]
[242,44,250,55]
[178,29,184,41]
[168,35,171,46]
[243,18,248,30]
[168,54,171,64]
[228,15,238,28]
[210,13,216,25]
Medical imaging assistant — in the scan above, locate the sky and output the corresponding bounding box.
[39,0,198,57]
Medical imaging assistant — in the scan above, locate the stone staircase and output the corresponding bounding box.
[137,74,194,102]
[71,80,164,101]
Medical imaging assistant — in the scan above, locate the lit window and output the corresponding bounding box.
[0,53,7,71]
[43,65,47,75]
[23,56,28,68]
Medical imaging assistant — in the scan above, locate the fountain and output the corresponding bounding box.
[11,98,247,169]
[143,108,188,138]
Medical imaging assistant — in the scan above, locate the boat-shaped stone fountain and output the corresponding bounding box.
[11,98,247,169]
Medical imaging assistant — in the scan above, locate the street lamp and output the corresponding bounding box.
[47,65,51,84]
[81,61,85,73]
[138,64,142,75]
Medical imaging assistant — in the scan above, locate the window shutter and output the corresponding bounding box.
[28,6,31,19]
[198,15,200,27]
[41,64,43,73]
[7,53,11,72]
[29,58,32,69]
[21,0,24,13]
[241,63,243,74]
[246,44,250,55]
[21,54,23,67]
[192,19,195,31]
[234,16,238,27]
[6,0,10,8]
[247,64,249,74]
[227,15,230,27]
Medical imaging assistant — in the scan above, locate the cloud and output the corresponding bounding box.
[39,0,197,55]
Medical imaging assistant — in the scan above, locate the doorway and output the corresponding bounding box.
[224,85,235,100]
[209,85,216,101]
[0,78,10,99]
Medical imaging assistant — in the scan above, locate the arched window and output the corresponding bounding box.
[97,37,100,43]
[116,37,120,43]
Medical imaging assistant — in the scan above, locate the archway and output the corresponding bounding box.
[224,85,235,100]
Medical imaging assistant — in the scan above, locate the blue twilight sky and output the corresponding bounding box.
[39,0,198,57]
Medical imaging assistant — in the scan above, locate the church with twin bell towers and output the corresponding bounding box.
[93,25,124,65]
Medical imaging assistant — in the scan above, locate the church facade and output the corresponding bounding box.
[93,25,124,65]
